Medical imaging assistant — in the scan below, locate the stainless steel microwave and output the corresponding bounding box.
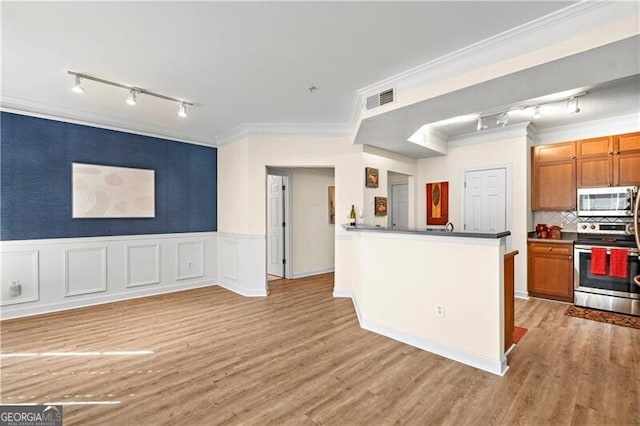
[577,186,637,217]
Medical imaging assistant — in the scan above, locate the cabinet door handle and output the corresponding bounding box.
[569,256,572,260]
[615,151,620,154]
[609,151,614,155]
[548,247,553,251]
[571,155,576,159]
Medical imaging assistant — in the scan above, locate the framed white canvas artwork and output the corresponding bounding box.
[72,163,155,218]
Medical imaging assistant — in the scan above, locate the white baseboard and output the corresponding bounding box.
[360,317,508,376]
[1,280,217,320]
[515,290,530,299]
[332,289,363,325]
[335,289,507,376]
[217,281,268,297]
[290,267,334,279]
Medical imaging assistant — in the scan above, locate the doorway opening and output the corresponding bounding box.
[266,167,335,288]
[266,173,289,280]
[388,171,409,229]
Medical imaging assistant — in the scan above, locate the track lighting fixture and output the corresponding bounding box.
[178,102,187,118]
[71,75,84,94]
[126,89,137,106]
[496,112,509,127]
[68,70,194,117]
[533,105,543,119]
[567,96,580,114]
[476,116,483,131]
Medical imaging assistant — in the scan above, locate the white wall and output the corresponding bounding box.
[417,125,531,297]
[0,232,218,319]
[346,231,508,375]
[217,135,418,297]
[290,168,335,278]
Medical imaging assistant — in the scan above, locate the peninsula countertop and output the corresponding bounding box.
[343,224,510,239]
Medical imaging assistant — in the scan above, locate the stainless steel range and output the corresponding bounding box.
[574,221,640,316]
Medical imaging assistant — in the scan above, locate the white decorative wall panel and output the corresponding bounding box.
[0,232,218,320]
[216,233,266,297]
[0,250,39,306]
[176,241,204,280]
[221,238,238,281]
[126,244,160,288]
[65,247,107,296]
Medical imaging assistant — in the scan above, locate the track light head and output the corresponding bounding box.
[567,97,580,114]
[178,102,187,118]
[476,116,483,132]
[72,75,84,94]
[496,112,509,127]
[126,89,137,106]
[533,105,543,119]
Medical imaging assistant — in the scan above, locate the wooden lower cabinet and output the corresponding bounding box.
[527,241,574,302]
[504,250,518,352]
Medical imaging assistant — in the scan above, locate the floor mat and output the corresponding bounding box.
[566,305,640,329]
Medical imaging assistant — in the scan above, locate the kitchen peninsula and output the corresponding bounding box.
[341,225,511,375]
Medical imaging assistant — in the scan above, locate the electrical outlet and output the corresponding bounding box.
[186,261,193,270]
[435,304,445,318]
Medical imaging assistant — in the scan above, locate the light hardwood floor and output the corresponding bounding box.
[1,273,639,425]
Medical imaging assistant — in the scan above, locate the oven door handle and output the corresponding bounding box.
[574,245,640,256]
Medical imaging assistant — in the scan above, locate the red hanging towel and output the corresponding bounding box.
[609,248,629,278]
[590,247,607,275]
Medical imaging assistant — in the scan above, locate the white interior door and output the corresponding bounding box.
[267,175,285,277]
[464,168,507,232]
[391,183,409,229]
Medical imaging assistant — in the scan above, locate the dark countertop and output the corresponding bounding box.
[343,224,510,239]
[527,231,577,244]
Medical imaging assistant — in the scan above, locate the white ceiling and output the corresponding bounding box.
[2,1,577,145]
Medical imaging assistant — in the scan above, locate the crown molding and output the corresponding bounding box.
[216,122,353,146]
[356,2,619,99]
[536,113,640,145]
[0,98,214,148]
[448,122,533,148]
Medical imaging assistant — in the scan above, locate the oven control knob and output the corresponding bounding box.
[590,224,596,230]
[581,224,588,230]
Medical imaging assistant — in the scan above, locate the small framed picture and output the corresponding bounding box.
[328,186,335,224]
[365,167,379,188]
[374,196,387,216]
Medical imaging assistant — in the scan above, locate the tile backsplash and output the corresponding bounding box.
[533,211,631,232]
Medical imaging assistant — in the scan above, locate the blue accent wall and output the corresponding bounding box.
[1,112,217,240]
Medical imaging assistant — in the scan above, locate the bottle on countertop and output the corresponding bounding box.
[349,205,356,227]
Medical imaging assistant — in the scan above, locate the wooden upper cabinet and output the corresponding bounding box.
[576,133,640,187]
[533,161,576,210]
[535,142,576,162]
[577,156,613,187]
[532,142,576,211]
[615,132,640,153]
[576,136,612,157]
[613,132,640,186]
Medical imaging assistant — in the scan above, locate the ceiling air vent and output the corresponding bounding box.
[365,88,394,110]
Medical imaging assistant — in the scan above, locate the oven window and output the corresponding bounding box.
[578,252,640,294]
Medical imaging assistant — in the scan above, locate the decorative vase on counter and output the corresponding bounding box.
[536,224,548,238]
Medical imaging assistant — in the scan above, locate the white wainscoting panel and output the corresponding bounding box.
[126,244,160,288]
[0,232,218,320]
[64,247,107,296]
[176,241,205,281]
[217,233,267,297]
[220,238,238,281]
[0,250,39,306]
